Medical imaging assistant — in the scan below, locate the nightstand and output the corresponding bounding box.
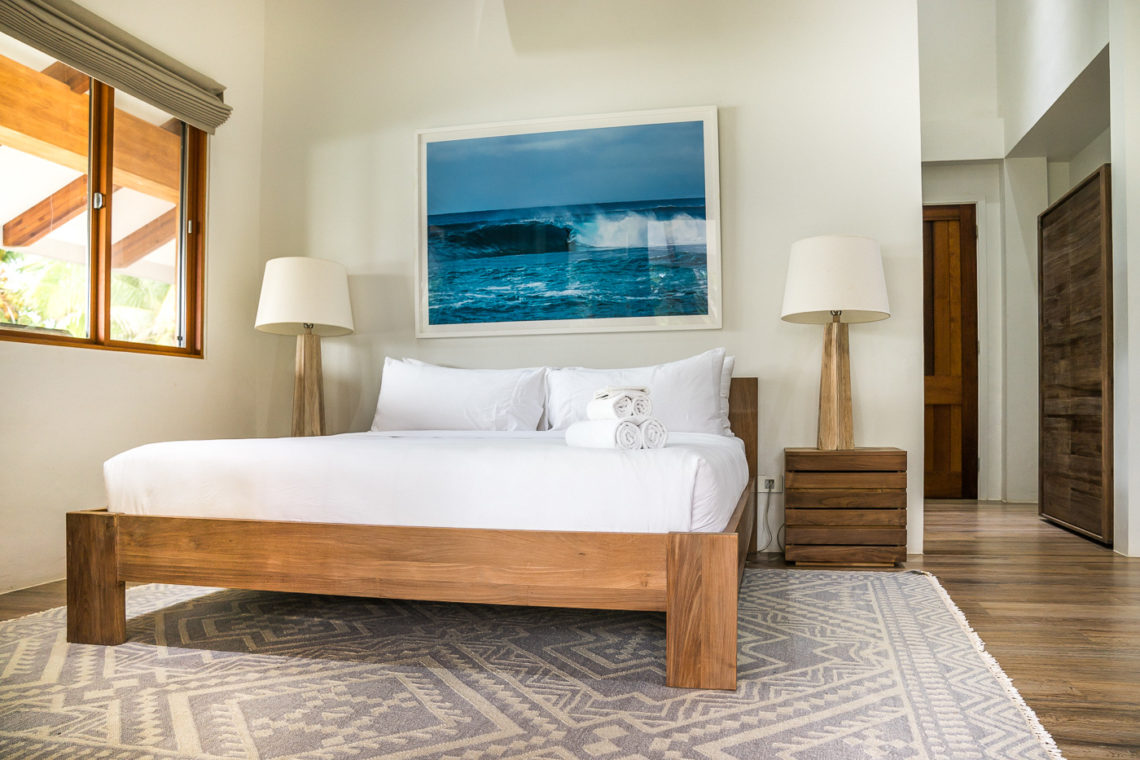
[783,447,907,566]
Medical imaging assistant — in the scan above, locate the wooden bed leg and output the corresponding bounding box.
[66,511,126,645]
[666,532,738,690]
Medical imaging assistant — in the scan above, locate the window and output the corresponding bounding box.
[0,32,205,356]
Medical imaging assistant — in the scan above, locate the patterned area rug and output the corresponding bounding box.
[0,570,1061,759]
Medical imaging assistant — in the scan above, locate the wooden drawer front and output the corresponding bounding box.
[782,447,907,567]
[785,526,906,546]
[785,545,907,565]
[785,448,907,472]
[784,489,906,509]
[785,471,906,490]
[785,509,906,527]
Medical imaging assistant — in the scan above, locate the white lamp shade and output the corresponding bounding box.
[255,256,355,336]
[780,235,891,324]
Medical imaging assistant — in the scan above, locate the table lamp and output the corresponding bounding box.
[780,235,890,450]
[255,256,354,436]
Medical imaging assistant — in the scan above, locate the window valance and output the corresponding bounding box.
[0,0,231,132]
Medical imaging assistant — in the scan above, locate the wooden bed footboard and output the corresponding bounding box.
[66,477,755,690]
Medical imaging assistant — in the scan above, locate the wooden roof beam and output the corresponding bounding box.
[2,177,127,248]
[41,61,90,93]
[111,207,177,269]
[0,54,180,203]
[3,175,87,247]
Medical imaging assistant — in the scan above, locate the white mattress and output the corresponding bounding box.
[104,431,749,533]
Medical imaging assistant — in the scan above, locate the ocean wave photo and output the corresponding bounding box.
[427,199,708,324]
[420,113,718,332]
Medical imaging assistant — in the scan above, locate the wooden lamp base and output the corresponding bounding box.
[818,314,853,450]
[292,327,325,437]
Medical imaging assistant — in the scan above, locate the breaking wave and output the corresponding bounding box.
[426,198,710,326]
[427,198,707,261]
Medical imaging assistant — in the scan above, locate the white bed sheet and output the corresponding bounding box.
[104,430,749,533]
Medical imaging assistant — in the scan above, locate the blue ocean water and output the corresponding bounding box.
[427,198,709,325]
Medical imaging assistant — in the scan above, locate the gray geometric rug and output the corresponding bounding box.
[0,570,1062,759]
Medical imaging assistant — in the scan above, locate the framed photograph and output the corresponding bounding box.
[416,106,721,337]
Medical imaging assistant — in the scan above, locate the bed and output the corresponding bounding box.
[66,375,758,691]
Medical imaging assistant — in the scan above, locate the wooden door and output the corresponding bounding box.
[1039,165,1113,544]
[923,204,979,498]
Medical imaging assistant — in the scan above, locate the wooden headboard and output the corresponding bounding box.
[728,377,758,480]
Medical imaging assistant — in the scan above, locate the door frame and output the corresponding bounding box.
[923,203,980,499]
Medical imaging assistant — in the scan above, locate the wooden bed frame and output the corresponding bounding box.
[67,378,758,690]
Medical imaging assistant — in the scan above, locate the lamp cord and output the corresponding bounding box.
[757,483,772,551]
[757,480,787,553]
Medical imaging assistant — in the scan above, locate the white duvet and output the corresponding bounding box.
[104,430,749,534]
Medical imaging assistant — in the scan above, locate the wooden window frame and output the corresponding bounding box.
[0,80,206,358]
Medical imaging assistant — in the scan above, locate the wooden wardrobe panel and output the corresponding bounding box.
[1038,164,1113,545]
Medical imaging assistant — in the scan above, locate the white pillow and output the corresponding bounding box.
[720,355,736,435]
[545,348,727,435]
[371,357,546,431]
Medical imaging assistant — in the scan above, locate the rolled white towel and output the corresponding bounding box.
[640,417,668,449]
[629,393,652,418]
[586,395,635,420]
[588,386,653,419]
[566,419,644,450]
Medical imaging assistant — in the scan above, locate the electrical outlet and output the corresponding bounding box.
[760,475,782,492]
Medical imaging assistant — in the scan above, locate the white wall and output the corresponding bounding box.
[1045,161,1069,205]
[996,0,1108,150]
[1110,0,1140,555]
[258,0,927,553]
[1000,157,1047,502]
[1071,128,1112,186]
[0,0,268,592]
[921,163,1004,500]
[1047,128,1112,203]
[917,0,1004,161]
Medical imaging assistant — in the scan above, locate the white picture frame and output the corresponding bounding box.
[415,106,722,338]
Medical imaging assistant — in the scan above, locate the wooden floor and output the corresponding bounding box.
[753,500,1140,759]
[0,578,66,623]
[916,502,1140,760]
[4,501,1139,758]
